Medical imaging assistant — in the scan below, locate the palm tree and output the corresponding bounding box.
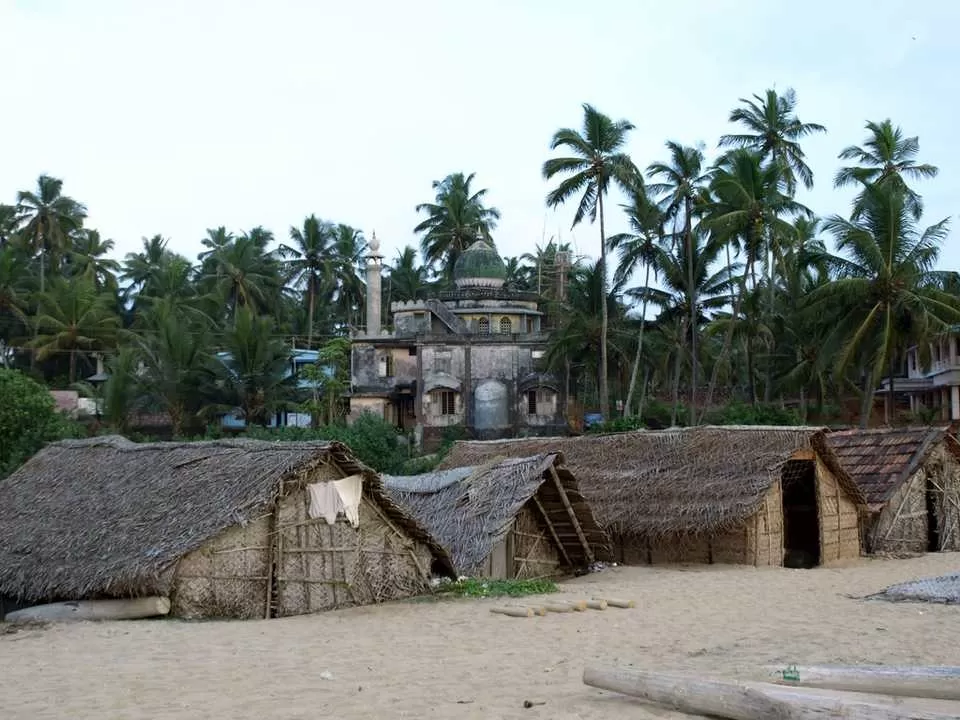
[543,103,638,420]
[202,233,281,321]
[15,175,87,292]
[806,182,960,427]
[68,229,121,291]
[701,149,809,407]
[279,215,336,348]
[211,307,293,426]
[0,205,18,245]
[135,299,213,436]
[386,246,429,302]
[609,181,665,417]
[835,119,938,220]
[332,223,367,329]
[30,278,120,383]
[647,141,711,421]
[414,172,501,271]
[123,234,170,298]
[718,88,826,194]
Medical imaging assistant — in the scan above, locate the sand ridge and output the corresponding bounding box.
[3,553,960,719]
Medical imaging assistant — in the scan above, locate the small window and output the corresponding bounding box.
[439,390,456,415]
[527,388,551,415]
[478,317,490,334]
[408,347,417,356]
[527,390,538,415]
[499,317,512,334]
[532,349,545,360]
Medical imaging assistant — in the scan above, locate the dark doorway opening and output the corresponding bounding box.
[781,459,821,568]
[926,477,941,552]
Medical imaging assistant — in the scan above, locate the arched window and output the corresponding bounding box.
[478,317,490,334]
[499,316,512,334]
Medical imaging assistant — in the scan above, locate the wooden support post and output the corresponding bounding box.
[532,495,573,567]
[548,465,594,563]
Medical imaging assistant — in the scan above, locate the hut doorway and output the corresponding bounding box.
[781,460,821,568]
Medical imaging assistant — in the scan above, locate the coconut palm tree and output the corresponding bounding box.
[15,175,87,292]
[386,246,429,302]
[68,229,121,291]
[542,103,638,420]
[332,223,367,329]
[805,182,960,427]
[609,181,665,417]
[647,141,712,421]
[718,88,826,194]
[835,119,938,220]
[279,215,336,348]
[122,234,170,298]
[29,277,120,383]
[414,172,501,272]
[203,232,281,321]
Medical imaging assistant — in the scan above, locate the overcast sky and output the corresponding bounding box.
[2,0,958,275]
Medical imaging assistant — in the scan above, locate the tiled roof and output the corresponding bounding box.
[825,426,955,505]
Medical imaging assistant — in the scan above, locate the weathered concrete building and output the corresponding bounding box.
[349,237,566,450]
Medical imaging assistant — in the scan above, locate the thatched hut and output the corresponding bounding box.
[826,426,960,554]
[0,436,453,619]
[383,454,609,579]
[437,426,865,567]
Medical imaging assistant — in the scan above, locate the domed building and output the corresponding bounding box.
[349,237,566,450]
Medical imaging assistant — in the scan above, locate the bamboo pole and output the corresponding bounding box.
[585,599,607,610]
[531,495,573,567]
[548,466,594,562]
[768,665,960,701]
[5,597,171,623]
[582,666,960,720]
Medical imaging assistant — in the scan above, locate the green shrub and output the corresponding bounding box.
[702,401,801,426]
[436,577,558,598]
[0,369,83,478]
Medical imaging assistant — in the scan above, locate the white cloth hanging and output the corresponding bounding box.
[332,475,363,528]
[307,481,343,525]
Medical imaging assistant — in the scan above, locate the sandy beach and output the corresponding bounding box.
[3,553,960,720]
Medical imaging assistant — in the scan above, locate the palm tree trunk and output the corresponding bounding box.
[624,262,651,416]
[637,365,651,421]
[685,206,697,426]
[69,349,76,384]
[859,368,873,429]
[888,353,897,426]
[307,281,316,349]
[597,190,610,421]
[670,319,686,427]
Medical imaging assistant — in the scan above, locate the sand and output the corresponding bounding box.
[3,553,960,720]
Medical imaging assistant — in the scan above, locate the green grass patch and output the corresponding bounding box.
[437,577,559,599]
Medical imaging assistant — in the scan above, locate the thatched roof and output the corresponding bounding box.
[0,436,453,602]
[383,454,609,576]
[437,426,864,539]
[826,426,960,506]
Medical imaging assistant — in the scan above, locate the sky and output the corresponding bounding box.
[2,0,959,278]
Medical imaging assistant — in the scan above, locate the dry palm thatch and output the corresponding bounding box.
[826,426,960,506]
[437,426,862,539]
[383,454,609,576]
[0,435,452,603]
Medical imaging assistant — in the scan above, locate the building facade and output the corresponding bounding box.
[349,237,567,450]
[880,334,960,422]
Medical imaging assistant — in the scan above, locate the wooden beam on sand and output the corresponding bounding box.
[769,665,960,701]
[531,495,573,568]
[592,597,635,608]
[582,666,960,720]
[490,606,534,618]
[548,465,594,563]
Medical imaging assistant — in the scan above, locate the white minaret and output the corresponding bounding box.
[365,231,384,336]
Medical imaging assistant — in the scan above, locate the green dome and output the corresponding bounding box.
[453,240,506,288]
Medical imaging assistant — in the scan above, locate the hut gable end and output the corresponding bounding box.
[383,454,608,577]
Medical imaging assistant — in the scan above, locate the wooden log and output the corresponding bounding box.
[582,666,960,720]
[5,597,171,623]
[769,665,960,701]
[585,599,607,610]
[490,606,533,618]
[543,602,576,613]
[593,597,635,608]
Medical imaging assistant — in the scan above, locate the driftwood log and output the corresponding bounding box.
[593,597,635,608]
[4,597,171,623]
[584,599,607,610]
[769,665,960,701]
[582,666,960,720]
[490,606,533,618]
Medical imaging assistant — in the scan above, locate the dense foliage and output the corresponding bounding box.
[0,84,955,467]
[0,369,81,477]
